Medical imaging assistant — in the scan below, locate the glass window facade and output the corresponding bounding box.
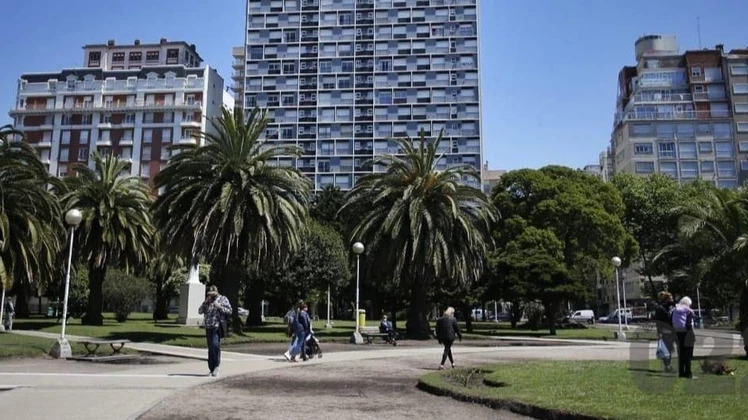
[244,0,481,190]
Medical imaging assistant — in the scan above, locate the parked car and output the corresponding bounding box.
[569,309,595,324]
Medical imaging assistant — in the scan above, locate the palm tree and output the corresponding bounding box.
[153,108,311,329]
[340,131,498,339]
[62,152,155,325]
[675,186,748,355]
[0,125,62,315]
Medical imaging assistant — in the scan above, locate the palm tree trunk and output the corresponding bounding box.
[153,274,169,320]
[463,302,473,333]
[245,274,264,326]
[219,259,243,333]
[82,265,106,325]
[406,280,430,339]
[11,281,30,318]
[545,300,557,336]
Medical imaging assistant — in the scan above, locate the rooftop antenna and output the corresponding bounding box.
[697,17,702,49]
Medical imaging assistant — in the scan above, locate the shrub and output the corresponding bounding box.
[103,269,149,322]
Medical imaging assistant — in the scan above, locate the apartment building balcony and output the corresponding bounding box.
[32,141,52,148]
[180,118,201,127]
[96,139,113,147]
[179,137,198,145]
[618,109,732,122]
[8,103,51,115]
[118,138,134,146]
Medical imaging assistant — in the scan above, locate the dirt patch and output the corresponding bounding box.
[139,356,528,420]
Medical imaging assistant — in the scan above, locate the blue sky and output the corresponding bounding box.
[2,0,748,170]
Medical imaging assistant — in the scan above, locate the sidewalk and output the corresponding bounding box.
[1,330,744,420]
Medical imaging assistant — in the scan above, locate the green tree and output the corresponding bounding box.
[103,269,149,322]
[62,153,155,325]
[153,108,311,330]
[264,220,350,313]
[488,167,637,332]
[341,131,498,339]
[665,185,748,354]
[311,185,346,232]
[613,173,682,294]
[148,237,184,320]
[0,125,63,316]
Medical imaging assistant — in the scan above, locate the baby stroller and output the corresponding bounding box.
[304,332,322,359]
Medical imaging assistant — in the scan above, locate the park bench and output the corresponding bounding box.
[359,326,398,346]
[79,339,132,357]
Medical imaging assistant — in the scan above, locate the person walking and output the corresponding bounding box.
[3,297,14,331]
[283,303,300,362]
[435,307,461,370]
[198,285,232,377]
[653,291,675,372]
[292,303,312,361]
[672,296,696,379]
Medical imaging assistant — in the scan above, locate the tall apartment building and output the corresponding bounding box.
[242,0,482,190]
[610,35,748,188]
[9,39,230,186]
[231,46,246,110]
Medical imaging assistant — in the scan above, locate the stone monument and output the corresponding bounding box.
[178,265,205,326]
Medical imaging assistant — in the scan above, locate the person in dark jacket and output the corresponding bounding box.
[672,297,696,378]
[291,302,312,361]
[653,291,675,372]
[435,306,461,370]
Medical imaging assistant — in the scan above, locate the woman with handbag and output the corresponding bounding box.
[653,291,675,372]
[198,285,232,377]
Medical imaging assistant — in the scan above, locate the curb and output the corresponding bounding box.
[416,374,606,420]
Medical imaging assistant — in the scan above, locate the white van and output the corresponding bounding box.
[569,309,595,324]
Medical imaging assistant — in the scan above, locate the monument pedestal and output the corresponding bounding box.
[178,265,205,326]
[349,331,363,344]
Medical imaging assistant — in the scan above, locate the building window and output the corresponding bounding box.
[634,143,653,155]
[112,52,125,62]
[735,103,748,114]
[731,65,748,76]
[61,131,71,144]
[680,161,698,178]
[146,51,159,61]
[679,142,697,159]
[739,141,748,153]
[741,161,748,171]
[717,161,736,177]
[699,142,712,153]
[143,129,153,143]
[690,67,702,78]
[59,147,69,162]
[733,84,748,94]
[659,161,678,177]
[166,48,179,63]
[140,164,150,178]
[78,147,88,161]
[129,51,142,62]
[88,51,101,66]
[715,141,735,158]
[701,161,714,173]
[737,122,748,133]
[635,161,655,174]
[80,131,89,145]
[162,129,172,143]
[658,142,676,158]
[58,164,67,177]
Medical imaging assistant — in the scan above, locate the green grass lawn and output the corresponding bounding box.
[420,359,748,420]
[0,333,115,359]
[9,313,381,348]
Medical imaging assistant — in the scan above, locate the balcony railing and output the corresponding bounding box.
[618,109,732,122]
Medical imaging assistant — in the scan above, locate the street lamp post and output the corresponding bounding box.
[50,209,82,358]
[325,284,332,329]
[621,271,629,330]
[350,242,364,344]
[611,256,626,342]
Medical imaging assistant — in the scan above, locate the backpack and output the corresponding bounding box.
[283,309,296,337]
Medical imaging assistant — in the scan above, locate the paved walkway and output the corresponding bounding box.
[0,329,743,420]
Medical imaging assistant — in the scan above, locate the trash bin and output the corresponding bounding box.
[357,309,366,327]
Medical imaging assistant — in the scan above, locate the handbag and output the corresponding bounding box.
[655,338,670,360]
[218,318,228,338]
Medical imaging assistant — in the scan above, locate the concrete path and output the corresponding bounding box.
[0,329,743,420]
